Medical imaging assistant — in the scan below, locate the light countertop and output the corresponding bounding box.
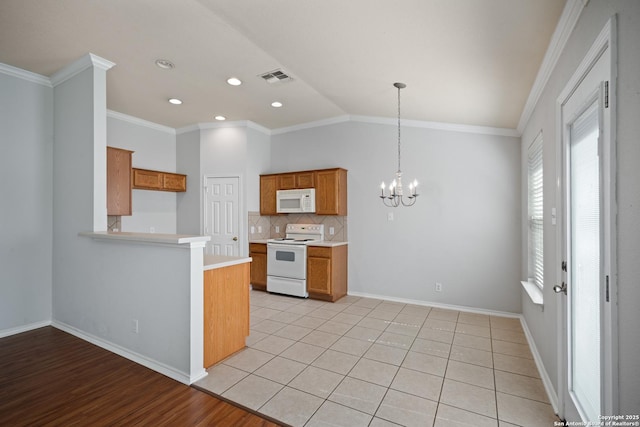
[308,241,348,247]
[203,255,252,271]
[80,231,210,246]
[249,239,348,247]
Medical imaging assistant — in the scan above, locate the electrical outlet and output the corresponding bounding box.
[149,227,155,233]
[387,212,394,221]
[258,226,262,233]
[131,319,139,334]
[329,227,335,235]
[275,226,280,233]
[435,282,443,292]
[250,226,255,234]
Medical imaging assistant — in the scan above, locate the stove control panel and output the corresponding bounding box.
[286,224,324,233]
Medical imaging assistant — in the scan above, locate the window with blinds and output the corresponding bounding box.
[528,133,544,289]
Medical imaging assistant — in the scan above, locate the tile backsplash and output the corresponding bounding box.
[248,211,347,242]
[107,215,121,232]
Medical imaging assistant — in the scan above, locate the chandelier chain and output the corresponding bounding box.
[397,84,402,173]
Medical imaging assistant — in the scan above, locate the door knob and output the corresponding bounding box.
[232,237,238,241]
[553,282,567,295]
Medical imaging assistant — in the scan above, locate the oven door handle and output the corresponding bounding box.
[268,243,306,250]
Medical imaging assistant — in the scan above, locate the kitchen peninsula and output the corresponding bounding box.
[78,231,251,383]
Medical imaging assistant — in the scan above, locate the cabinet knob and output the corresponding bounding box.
[233,237,238,241]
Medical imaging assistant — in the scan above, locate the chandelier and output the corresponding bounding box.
[380,82,418,207]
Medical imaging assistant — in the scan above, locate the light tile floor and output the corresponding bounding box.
[195,290,561,427]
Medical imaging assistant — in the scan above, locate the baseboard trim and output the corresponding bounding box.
[520,317,559,413]
[346,291,521,318]
[51,321,198,385]
[0,320,52,339]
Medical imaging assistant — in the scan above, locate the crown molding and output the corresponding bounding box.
[517,0,586,133]
[0,62,51,87]
[107,110,176,134]
[350,115,520,138]
[271,114,518,138]
[271,115,351,135]
[176,120,271,135]
[50,53,115,87]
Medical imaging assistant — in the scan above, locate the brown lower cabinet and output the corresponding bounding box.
[307,245,348,302]
[203,262,250,368]
[249,243,267,291]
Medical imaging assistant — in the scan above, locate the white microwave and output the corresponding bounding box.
[276,188,316,213]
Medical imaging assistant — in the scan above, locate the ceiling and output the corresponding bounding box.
[0,0,566,130]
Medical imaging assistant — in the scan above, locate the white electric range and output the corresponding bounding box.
[266,224,324,297]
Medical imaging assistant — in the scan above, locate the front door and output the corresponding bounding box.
[556,19,617,422]
[204,176,240,256]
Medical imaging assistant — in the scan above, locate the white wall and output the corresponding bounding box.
[520,0,640,413]
[0,70,53,334]
[246,127,272,212]
[107,114,178,233]
[50,56,204,383]
[176,129,201,235]
[271,120,522,313]
[177,124,272,255]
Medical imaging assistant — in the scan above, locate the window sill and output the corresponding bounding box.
[521,281,544,305]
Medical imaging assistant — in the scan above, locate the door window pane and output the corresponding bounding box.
[569,101,601,421]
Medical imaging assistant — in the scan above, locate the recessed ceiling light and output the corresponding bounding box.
[215,115,226,121]
[155,59,175,69]
[168,98,182,105]
[271,101,283,108]
[227,77,242,86]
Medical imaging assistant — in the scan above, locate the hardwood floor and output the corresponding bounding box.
[0,327,281,426]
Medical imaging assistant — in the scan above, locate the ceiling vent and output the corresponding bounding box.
[259,69,293,84]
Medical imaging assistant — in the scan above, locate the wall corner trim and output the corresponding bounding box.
[50,53,115,87]
[517,0,586,133]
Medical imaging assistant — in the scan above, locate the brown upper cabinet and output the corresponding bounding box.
[259,175,279,215]
[259,167,347,216]
[132,168,186,192]
[107,147,132,216]
[279,171,315,190]
[315,168,347,216]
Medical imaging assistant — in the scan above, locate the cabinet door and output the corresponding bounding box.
[203,263,250,368]
[249,244,267,290]
[279,173,296,190]
[106,147,132,216]
[307,255,332,295]
[296,172,315,188]
[163,173,186,192]
[132,169,163,190]
[260,175,279,215]
[315,169,347,215]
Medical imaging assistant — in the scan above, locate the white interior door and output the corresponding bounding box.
[204,176,240,256]
[556,19,617,422]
